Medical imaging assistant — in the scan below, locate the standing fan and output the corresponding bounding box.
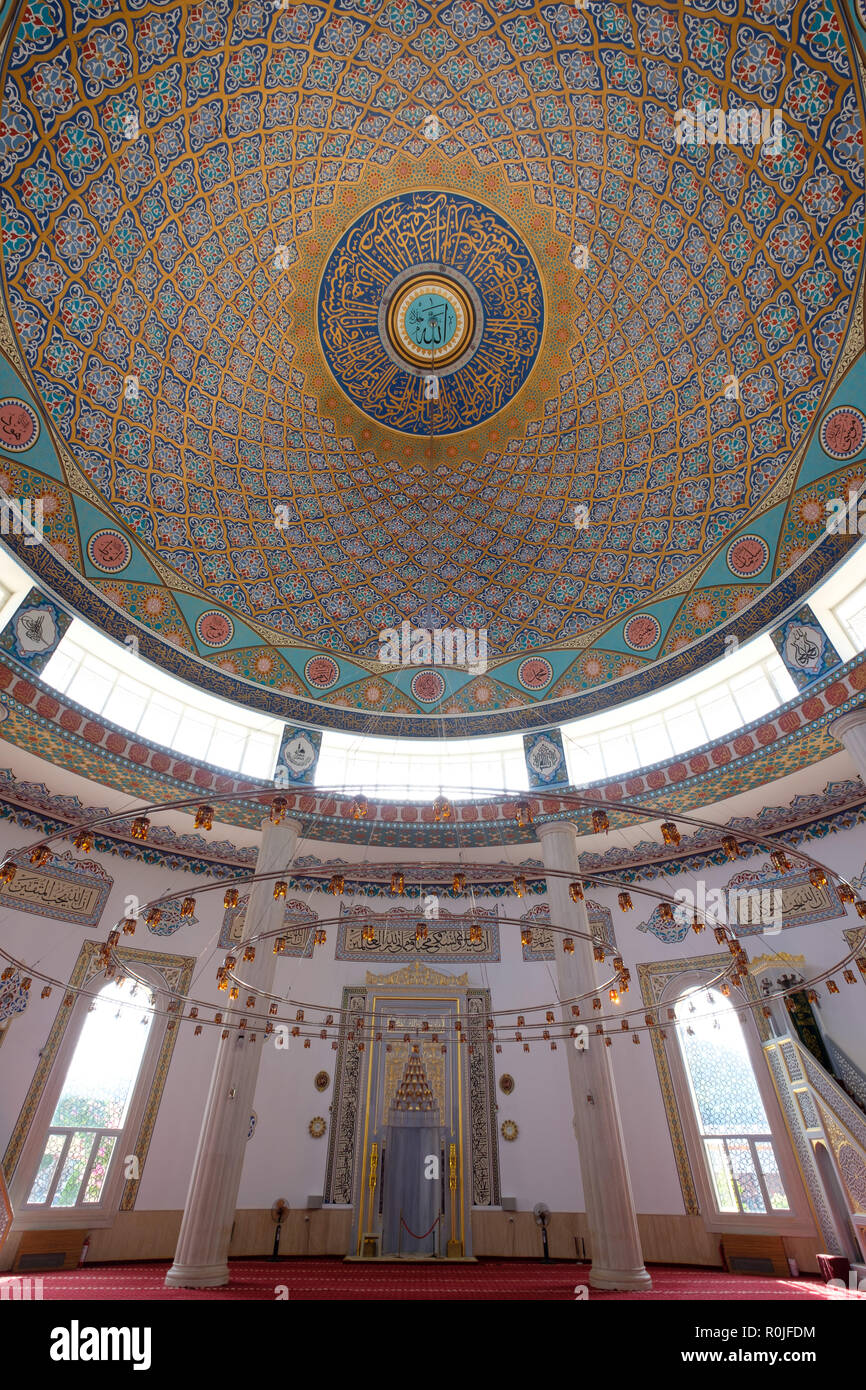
[533,1202,551,1261]
[271,1198,290,1260]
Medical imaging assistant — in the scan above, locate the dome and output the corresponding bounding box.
[0,0,863,735]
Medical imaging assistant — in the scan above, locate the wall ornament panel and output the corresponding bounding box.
[519,901,616,960]
[336,902,499,963]
[0,847,112,928]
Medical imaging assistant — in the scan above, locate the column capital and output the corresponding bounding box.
[535,818,580,844]
[829,707,866,743]
[258,815,304,837]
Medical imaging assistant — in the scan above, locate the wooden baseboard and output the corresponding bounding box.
[13,1228,87,1272]
[721,1234,790,1277]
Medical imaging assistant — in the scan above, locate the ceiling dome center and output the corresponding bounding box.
[317,191,544,435]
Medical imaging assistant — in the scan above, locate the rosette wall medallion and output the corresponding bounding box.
[0,1,862,735]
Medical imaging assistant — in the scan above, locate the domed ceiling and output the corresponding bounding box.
[0,0,863,735]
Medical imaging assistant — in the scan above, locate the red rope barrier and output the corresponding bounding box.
[400,1214,441,1241]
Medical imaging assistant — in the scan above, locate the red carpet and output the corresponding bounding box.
[6,1258,865,1301]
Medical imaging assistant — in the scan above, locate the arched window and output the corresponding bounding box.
[25,978,153,1210]
[675,986,789,1215]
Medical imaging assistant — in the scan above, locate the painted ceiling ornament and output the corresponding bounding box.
[318,191,543,433]
[623,615,662,652]
[0,969,29,1026]
[0,0,861,735]
[820,406,866,460]
[0,399,38,452]
[86,529,132,574]
[726,535,771,580]
[195,611,234,648]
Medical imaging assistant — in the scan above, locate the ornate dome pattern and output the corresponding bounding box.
[0,0,863,734]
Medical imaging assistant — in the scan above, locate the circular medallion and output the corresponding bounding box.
[378,264,482,380]
[0,398,39,452]
[498,1073,515,1095]
[195,610,234,647]
[87,529,132,573]
[318,191,544,435]
[726,535,770,579]
[309,1116,326,1139]
[389,277,472,370]
[623,614,662,651]
[518,657,553,690]
[820,407,866,461]
[411,669,446,703]
[501,1119,519,1142]
[304,655,339,689]
[314,1070,330,1092]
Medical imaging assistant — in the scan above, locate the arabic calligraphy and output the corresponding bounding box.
[0,399,38,451]
[0,870,102,918]
[407,295,456,348]
[337,917,500,962]
[733,877,833,929]
[318,192,544,435]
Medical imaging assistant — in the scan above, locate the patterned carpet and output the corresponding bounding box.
[8,1259,865,1301]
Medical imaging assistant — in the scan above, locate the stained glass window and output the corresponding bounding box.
[26,978,153,1209]
[675,988,789,1215]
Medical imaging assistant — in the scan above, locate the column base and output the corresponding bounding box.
[589,1264,653,1292]
[164,1261,229,1289]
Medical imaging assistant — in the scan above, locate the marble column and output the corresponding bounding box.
[165,816,302,1288]
[830,707,866,784]
[537,821,651,1290]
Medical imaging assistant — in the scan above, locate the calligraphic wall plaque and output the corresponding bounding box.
[727,867,839,935]
[0,848,111,928]
[221,895,317,951]
[770,604,841,690]
[273,724,321,787]
[0,586,71,675]
[520,902,616,960]
[523,729,569,789]
[336,903,500,963]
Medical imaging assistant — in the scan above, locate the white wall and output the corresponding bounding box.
[2,799,864,1223]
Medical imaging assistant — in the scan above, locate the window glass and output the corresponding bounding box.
[730,670,776,722]
[666,705,707,754]
[699,692,740,740]
[67,656,115,713]
[601,732,638,777]
[102,676,149,731]
[633,718,673,766]
[137,694,183,745]
[27,979,153,1209]
[675,989,789,1216]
